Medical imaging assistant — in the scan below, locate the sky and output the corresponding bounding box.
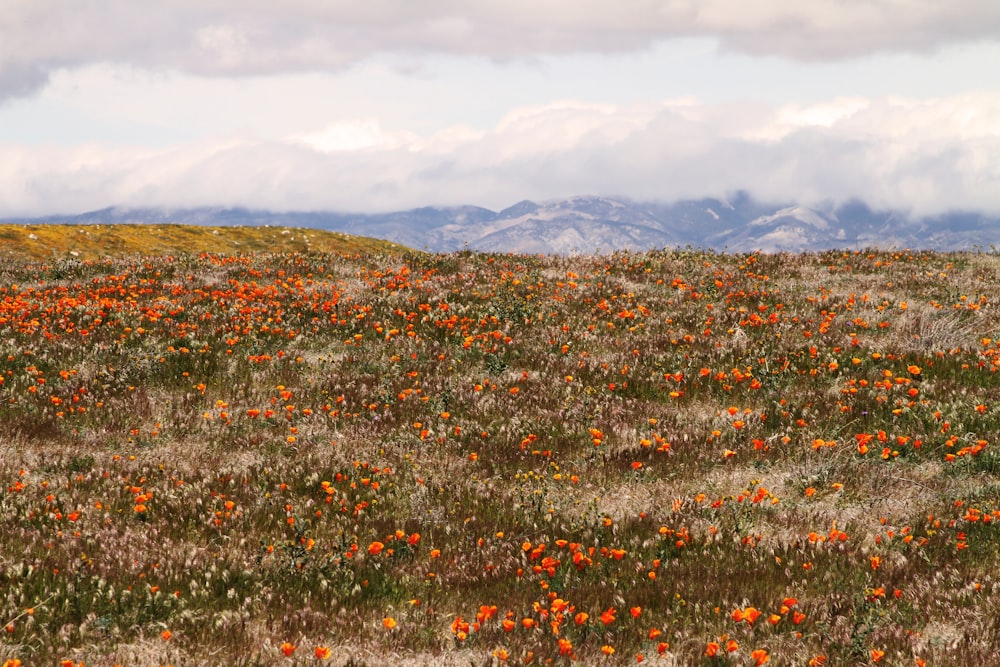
[1,0,999,217]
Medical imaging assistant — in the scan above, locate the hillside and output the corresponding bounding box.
[1,247,1000,665]
[0,223,410,261]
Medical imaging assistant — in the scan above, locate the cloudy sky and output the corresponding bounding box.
[2,0,999,217]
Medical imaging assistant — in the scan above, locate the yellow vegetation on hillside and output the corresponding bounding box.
[0,223,410,260]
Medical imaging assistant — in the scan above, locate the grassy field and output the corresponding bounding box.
[0,223,406,261]
[1,231,999,665]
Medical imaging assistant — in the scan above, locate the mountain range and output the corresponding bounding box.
[4,192,999,254]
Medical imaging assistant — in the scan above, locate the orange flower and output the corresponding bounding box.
[600,607,616,625]
[732,606,761,624]
[751,649,770,665]
[383,617,397,629]
[601,645,615,655]
[368,541,385,556]
[160,629,172,641]
[574,612,589,625]
[280,642,296,657]
[725,639,739,653]
[315,646,331,659]
[870,649,885,662]
[705,642,720,657]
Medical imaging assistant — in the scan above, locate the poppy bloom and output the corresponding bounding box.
[732,607,761,624]
[315,646,331,659]
[280,642,296,657]
[383,617,397,629]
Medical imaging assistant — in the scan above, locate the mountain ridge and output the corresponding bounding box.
[3,194,998,254]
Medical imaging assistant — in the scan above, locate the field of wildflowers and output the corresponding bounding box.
[2,236,1000,665]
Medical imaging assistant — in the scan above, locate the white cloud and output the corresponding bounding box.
[292,119,413,152]
[1,93,998,217]
[3,1,999,101]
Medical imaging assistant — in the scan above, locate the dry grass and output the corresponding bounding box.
[0,223,408,260]
[1,244,1000,665]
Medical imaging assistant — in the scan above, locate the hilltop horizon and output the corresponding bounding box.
[5,192,999,254]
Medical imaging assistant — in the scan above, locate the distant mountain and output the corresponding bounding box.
[4,194,998,253]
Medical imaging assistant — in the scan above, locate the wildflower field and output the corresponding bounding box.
[2,230,1000,666]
